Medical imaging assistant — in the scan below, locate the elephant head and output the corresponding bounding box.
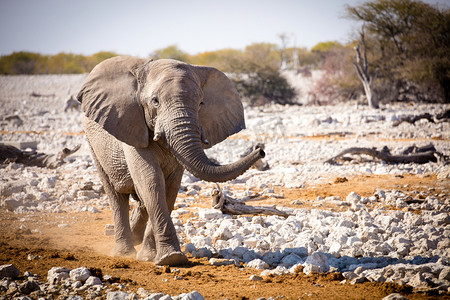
[77,56,264,182]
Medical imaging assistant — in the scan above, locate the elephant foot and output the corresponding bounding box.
[154,251,188,266]
[111,244,136,258]
[136,248,157,262]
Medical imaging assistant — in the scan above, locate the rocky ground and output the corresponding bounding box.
[0,74,449,299]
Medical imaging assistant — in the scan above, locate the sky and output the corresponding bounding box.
[0,0,448,57]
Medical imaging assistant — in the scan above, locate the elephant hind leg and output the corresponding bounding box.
[130,193,148,246]
[89,145,136,257]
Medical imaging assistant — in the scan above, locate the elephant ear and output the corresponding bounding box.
[197,67,245,149]
[77,56,150,148]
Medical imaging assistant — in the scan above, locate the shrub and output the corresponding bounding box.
[233,67,297,106]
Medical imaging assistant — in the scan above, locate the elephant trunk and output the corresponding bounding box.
[163,109,265,183]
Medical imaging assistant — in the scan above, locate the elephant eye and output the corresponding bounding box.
[199,101,204,106]
[151,97,160,107]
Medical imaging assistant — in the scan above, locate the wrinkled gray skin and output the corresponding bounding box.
[77,56,265,266]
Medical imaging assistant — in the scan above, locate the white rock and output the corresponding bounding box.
[337,219,354,228]
[209,258,238,266]
[190,236,212,248]
[47,267,70,285]
[281,253,303,267]
[176,290,204,300]
[72,281,83,289]
[192,247,212,259]
[437,166,450,179]
[439,267,450,281]
[59,194,73,203]
[88,206,100,213]
[77,190,98,199]
[243,237,259,248]
[137,287,150,298]
[213,224,233,241]
[70,267,91,282]
[146,293,170,300]
[249,275,263,281]
[329,242,342,258]
[408,272,429,289]
[84,276,102,286]
[382,293,409,300]
[260,265,290,276]
[303,252,329,275]
[105,224,115,236]
[106,291,131,300]
[198,209,223,220]
[247,259,269,270]
[0,182,27,197]
[39,176,56,189]
[346,192,361,204]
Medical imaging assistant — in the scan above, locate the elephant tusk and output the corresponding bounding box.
[200,127,209,145]
[153,133,161,141]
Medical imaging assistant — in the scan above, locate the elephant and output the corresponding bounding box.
[77,56,265,266]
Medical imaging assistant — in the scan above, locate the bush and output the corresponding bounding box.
[0,52,46,74]
[0,51,118,75]
[149,45,191,62]
[228,43,297,106]
[233,67,297,106]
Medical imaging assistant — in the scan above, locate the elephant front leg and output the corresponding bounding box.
[133,177,186,265]
[124,146,187,266]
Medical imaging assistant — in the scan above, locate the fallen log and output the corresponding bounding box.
[0,144,80,168]
[392,109,450,127]
[211,184,289,217]
[325,144,447,165]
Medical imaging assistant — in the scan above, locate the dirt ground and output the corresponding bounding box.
[1,174,449,300]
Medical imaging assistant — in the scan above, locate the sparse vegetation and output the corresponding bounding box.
[229,43,297,106]
[1,0,448,105]
[345,0,450,103]
[0,51,118,75]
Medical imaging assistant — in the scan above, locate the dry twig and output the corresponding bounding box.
[211,184,289,217]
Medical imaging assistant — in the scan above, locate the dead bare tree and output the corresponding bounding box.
[325,144,448,165]
[211,184,289,217]
[0,144,81,168]
[354,25,379,109]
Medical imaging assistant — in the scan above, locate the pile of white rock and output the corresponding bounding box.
[1,74,450,298]
[0,162,107,214]
[0,264,204,300]
[173,190,450,293]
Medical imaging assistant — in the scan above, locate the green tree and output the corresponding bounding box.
[87,51,118,71]
[345,0,450,103]
[232,43,296,106]
[242,43,281,72]
[0,52,44,74]
[47,53,86,74]
[190,48,243,72]
[150,45,191,62]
